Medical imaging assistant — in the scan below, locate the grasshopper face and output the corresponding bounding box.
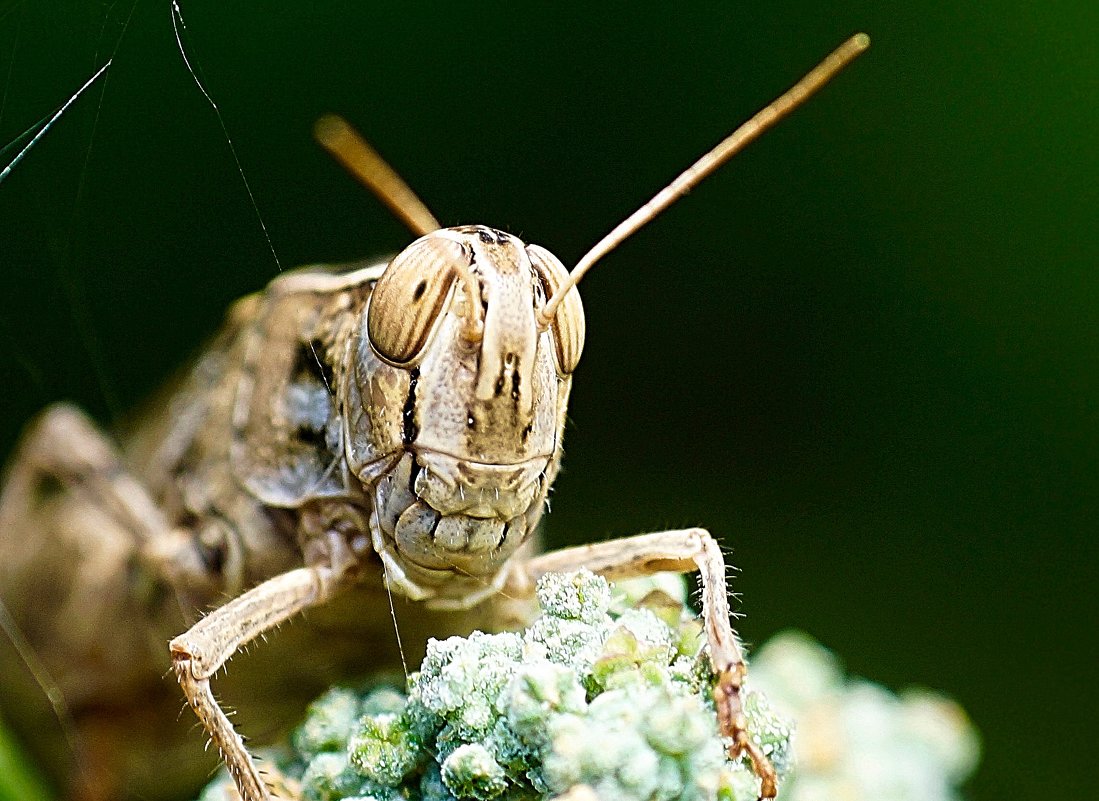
[347,225,584,606]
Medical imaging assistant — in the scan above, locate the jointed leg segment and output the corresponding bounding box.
[517,528,778,799]
[170,566,344,801]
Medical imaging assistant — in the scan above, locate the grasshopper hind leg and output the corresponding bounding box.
[0,404,203,801]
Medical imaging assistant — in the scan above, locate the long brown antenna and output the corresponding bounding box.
[538,32,870,326]
[314,114,441,237]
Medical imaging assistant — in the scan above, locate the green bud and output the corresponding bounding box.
[535,570,611,623]
[300,752,364,801]
[440,743,509,800]
[293,688,364,759]
[507,662,587,746]
[348,713,422,787]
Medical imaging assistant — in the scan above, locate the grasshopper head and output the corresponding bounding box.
[346,226,584,606]
[317,32,871,604]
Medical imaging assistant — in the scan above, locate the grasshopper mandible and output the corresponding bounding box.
[0,34,868,801]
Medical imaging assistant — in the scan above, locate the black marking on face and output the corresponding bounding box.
[463,247,489,319]
[461,224,508,245]
[510,368,521,403]
[408,456,422,496]
[295,339,336,394]
[521,423,533,442]
[412,280,427,301]
[532,270,548,304]
[402,368,421,446]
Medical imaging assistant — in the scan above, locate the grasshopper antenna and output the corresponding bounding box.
[314,114,441,237]
[314,115,487,342]
[538,32,870,326]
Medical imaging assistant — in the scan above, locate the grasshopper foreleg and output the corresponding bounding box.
[170,565,348,801]
[513,528,778,799]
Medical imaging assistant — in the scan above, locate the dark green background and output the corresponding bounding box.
[1,2,1094,798]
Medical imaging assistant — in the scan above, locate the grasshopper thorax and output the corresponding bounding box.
[347,226,584,607]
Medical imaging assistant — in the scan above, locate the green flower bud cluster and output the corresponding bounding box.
[246,570,787,801]
[197,572,980,801]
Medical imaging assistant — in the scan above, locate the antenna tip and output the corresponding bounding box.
[852,32,871,51]
[314,114,351,148]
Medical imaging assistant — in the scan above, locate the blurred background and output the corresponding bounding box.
[0,1,1094,798]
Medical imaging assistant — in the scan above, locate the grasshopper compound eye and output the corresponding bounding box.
[367,235,474,364]
[527,244,585,374]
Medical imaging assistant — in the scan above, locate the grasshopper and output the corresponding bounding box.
[0,34,868,801]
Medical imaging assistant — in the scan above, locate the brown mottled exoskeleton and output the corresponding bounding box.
[0,35,868,801]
